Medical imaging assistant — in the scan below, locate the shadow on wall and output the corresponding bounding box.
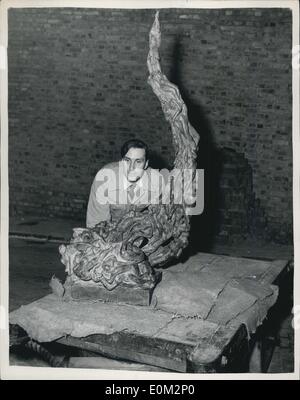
[166,36,283,254]
[168,37,222,254]
[149,151,170,170]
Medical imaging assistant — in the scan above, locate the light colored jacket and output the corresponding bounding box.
[86,161,162,228]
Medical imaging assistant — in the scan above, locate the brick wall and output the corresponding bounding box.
[8,8,293,244]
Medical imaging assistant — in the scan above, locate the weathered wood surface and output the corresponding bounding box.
[67,356,172,372]
[57,322,248,372]
[9,253,288,372]
[258,259,291,285]
[58,333,190,372]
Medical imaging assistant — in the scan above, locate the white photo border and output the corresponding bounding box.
[1,0,299,380]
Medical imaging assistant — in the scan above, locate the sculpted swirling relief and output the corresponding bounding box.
[59,12,200,293]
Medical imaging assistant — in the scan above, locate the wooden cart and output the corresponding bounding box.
[9,253,291,373]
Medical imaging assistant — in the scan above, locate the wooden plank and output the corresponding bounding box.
[10,254,288,372]
[258,259,289,285]
[57,332,189,372]
[187,323,247,372]
[68,356,172,372]
[56,317,222,372]
[58,323,248,373]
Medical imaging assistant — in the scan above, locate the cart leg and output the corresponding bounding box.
[249,340,262,372]
[24,340,68,367]
[249,335,277,373]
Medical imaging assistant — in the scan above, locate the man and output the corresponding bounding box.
[86,139,162,228]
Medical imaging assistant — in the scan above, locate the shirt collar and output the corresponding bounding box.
[122,174,145,190]
[120,161,147,190]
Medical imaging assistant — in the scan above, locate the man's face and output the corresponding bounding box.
[122,147,148,183]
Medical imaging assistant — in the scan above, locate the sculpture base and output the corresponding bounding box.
[64,279,157,307]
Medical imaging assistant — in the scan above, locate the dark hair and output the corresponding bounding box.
[121,139,149,160]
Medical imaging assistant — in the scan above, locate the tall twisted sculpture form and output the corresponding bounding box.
[58,12,199,300]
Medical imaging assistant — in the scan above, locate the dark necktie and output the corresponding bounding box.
[127,183,137,203]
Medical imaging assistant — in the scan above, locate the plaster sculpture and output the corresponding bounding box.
[57,12,199,302]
